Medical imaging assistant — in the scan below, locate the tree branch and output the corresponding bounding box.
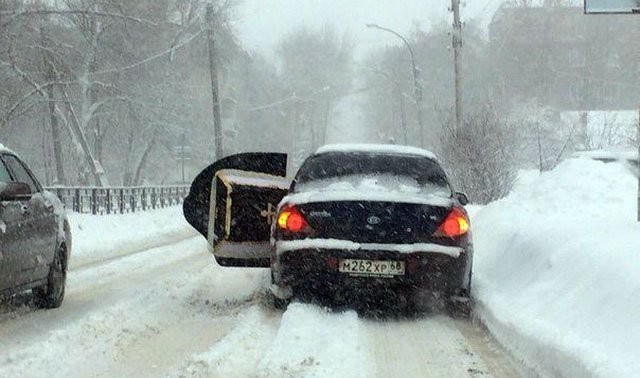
[92,29,205,75]
[0,10,157,28]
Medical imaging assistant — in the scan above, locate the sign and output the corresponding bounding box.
[584,0,640,13]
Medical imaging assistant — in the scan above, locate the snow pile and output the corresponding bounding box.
[68,206,197,268]
[258,304,370,377]
[473,158,640,377]
[181,303,371,378]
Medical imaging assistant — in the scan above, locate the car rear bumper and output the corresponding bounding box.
[272,247,471,300]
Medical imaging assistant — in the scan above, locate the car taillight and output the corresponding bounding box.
[277,205,310,233]
[434,207,469,237]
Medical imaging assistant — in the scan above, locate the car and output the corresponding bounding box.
[0,144,70,308]
[572,149,639,176]
[183,144,473,316]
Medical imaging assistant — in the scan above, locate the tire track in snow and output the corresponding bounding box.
[175,302,524,378]
[361,315,522,377]
[1,234,524,378]
[175,305,281,377]
[0,237,269,378]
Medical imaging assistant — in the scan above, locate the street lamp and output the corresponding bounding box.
[366,23,425,148]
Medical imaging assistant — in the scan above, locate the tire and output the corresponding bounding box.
[33,246,66,309]
[270,268,291,310]
[446,294,473,319]
[272,296,290,310]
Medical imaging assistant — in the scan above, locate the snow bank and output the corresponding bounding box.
[258,303,371,378]
[68,206,197,268]
[473,158,640,377]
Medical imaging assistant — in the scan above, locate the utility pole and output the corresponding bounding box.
[451,0,463,133]
[206,3,223,160]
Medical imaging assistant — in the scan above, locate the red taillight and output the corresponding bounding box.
[434,207,470,237]
[277,205,310,233]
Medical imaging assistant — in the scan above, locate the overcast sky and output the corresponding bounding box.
[233,0,504,57]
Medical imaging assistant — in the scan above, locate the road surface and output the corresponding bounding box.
[0,237,526,377]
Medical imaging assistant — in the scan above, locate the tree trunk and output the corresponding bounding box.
[132,132,158,186]
[41,26,66,185]
[60,85,108,186]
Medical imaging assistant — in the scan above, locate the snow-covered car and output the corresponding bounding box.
[0,145,70,308]
[183,144,473,315]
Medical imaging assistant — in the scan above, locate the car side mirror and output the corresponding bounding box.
[0,182,32,201]
[455,192,469,206]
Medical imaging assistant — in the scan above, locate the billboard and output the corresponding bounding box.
[585,0,640,13]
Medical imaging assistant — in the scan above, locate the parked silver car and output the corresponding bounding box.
[0,145,71,308]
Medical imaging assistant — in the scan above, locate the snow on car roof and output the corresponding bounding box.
[315,144,438,160]
[216,169,290,189]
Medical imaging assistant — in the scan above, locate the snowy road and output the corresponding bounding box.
[0,236,524,378]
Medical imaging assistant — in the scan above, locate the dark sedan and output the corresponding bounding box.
[270,145,472,314]
[184,144,473,316]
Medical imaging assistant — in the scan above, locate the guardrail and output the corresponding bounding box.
[45,185,190,215]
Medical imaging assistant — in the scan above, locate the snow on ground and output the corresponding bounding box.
[258,304,369,378]
[324,77,377,144]
[473,157,640,377]
[0,235,269,378]
[1,205,521,377]
[68,206,197,268]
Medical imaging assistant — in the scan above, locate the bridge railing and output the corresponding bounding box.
[45,185,190,215]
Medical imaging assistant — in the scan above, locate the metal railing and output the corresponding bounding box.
[45,185,190,215]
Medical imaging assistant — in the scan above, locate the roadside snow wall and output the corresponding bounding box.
[473,158,640,377]
[68,206,196,269]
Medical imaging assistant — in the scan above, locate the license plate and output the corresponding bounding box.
[338,259,405,277]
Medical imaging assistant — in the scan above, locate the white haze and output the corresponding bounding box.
[236,0,504,57]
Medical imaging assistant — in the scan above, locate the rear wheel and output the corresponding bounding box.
[446,292,473,319]
[33,246,66,309]
[272,296,290,310]
[270,268,291,310]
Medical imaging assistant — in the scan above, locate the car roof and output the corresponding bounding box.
[573,149,638,162]
[0,142,16,155]
[315,143,438,160]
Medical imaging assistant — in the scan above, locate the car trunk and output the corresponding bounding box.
[297,201,450,244]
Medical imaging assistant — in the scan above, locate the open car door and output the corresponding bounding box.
[183,153,289,267]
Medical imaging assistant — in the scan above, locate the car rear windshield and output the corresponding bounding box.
[294,152,452,196]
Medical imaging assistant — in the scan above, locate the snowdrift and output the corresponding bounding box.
[69,206,197,268]
[473,158,640,377]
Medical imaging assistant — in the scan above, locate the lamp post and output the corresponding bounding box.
[366,23,425,148]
